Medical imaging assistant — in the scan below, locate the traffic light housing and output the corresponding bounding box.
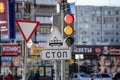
[64,13,74,46]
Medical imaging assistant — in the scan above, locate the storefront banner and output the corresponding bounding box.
[73,45,120,56]
[0,0,9,34]
[2,43,19,56]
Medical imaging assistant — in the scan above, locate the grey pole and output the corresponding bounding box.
[61,10,65,80]
[22,42,27,80]
[54,61,58,80]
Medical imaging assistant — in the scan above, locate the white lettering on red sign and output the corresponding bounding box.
[3,46,18,52]
[2,44,19,56]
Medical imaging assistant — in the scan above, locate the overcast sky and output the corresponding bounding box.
[67,0,120,6]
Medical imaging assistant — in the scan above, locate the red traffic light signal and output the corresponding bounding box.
[64,14,74,24]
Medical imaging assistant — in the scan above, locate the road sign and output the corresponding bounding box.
[44,27,68,49]
[16,20,40,42]
[42,49,71,60]
[42,27,71,60]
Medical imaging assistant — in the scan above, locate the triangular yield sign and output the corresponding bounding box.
[16,20,40,42]
[44,27,68,49]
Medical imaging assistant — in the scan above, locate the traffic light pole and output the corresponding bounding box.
[61,1,65,80]
[61,9,66,80]
[56,0,68,80]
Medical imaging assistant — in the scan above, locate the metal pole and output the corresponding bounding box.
[22,42,27,80]
[61,4,65,80]
[61,60,65,80]
[54,61,58,80]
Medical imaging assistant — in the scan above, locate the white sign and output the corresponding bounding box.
[42,49,71,60]
[44,27,68,49]
[16,20,40,42]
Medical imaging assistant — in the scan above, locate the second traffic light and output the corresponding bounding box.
[64,13,74,47]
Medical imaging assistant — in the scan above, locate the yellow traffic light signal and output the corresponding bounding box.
[64,25,74,36]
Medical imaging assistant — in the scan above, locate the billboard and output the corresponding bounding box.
[2,43,21,56]
[0,0,9,34]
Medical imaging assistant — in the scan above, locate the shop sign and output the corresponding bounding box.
[2,43,19,56]
[110,49,120,55]
[0,0,9,34]
[74,47,92,53]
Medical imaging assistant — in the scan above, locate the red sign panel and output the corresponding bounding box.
[2,44,19,56]
[0,0,9,34]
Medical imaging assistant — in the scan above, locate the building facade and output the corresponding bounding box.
[75,6,120,45]
[71,6,120,73]
[15,0,56,42]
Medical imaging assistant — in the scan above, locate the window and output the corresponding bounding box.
[16,3,22,12]
[97,17,101,22]
[97,39,100,42]
[97,32,100,35]
[82,31,87,35]
[104,11,108,15]
[39,26,51,34]
[116,32,119,36]
[116,11,119,15]
[108,11,111,15]
[92,39,95,42]
[116,24,119,29]
[110,17,114,22]
[91,32,94,35]
[104,17,108,23]
[116,39,119,43]
[111,39,114,42]
[116,17,119,22]
[104,39,108,42]
[25,2,31,13]
[96,10,100,16]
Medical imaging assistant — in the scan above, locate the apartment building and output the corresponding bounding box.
[75,6,120,45]
[15,0,56,42]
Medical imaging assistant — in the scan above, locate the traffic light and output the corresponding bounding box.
[64,13,74,46]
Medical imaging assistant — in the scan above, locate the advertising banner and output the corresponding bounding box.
[2,43,20,56]
[73,45,120,56]
[0,0,9,34]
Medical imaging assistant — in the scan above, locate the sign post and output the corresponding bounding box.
[16,20,40,80]
[41,27,71,80]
